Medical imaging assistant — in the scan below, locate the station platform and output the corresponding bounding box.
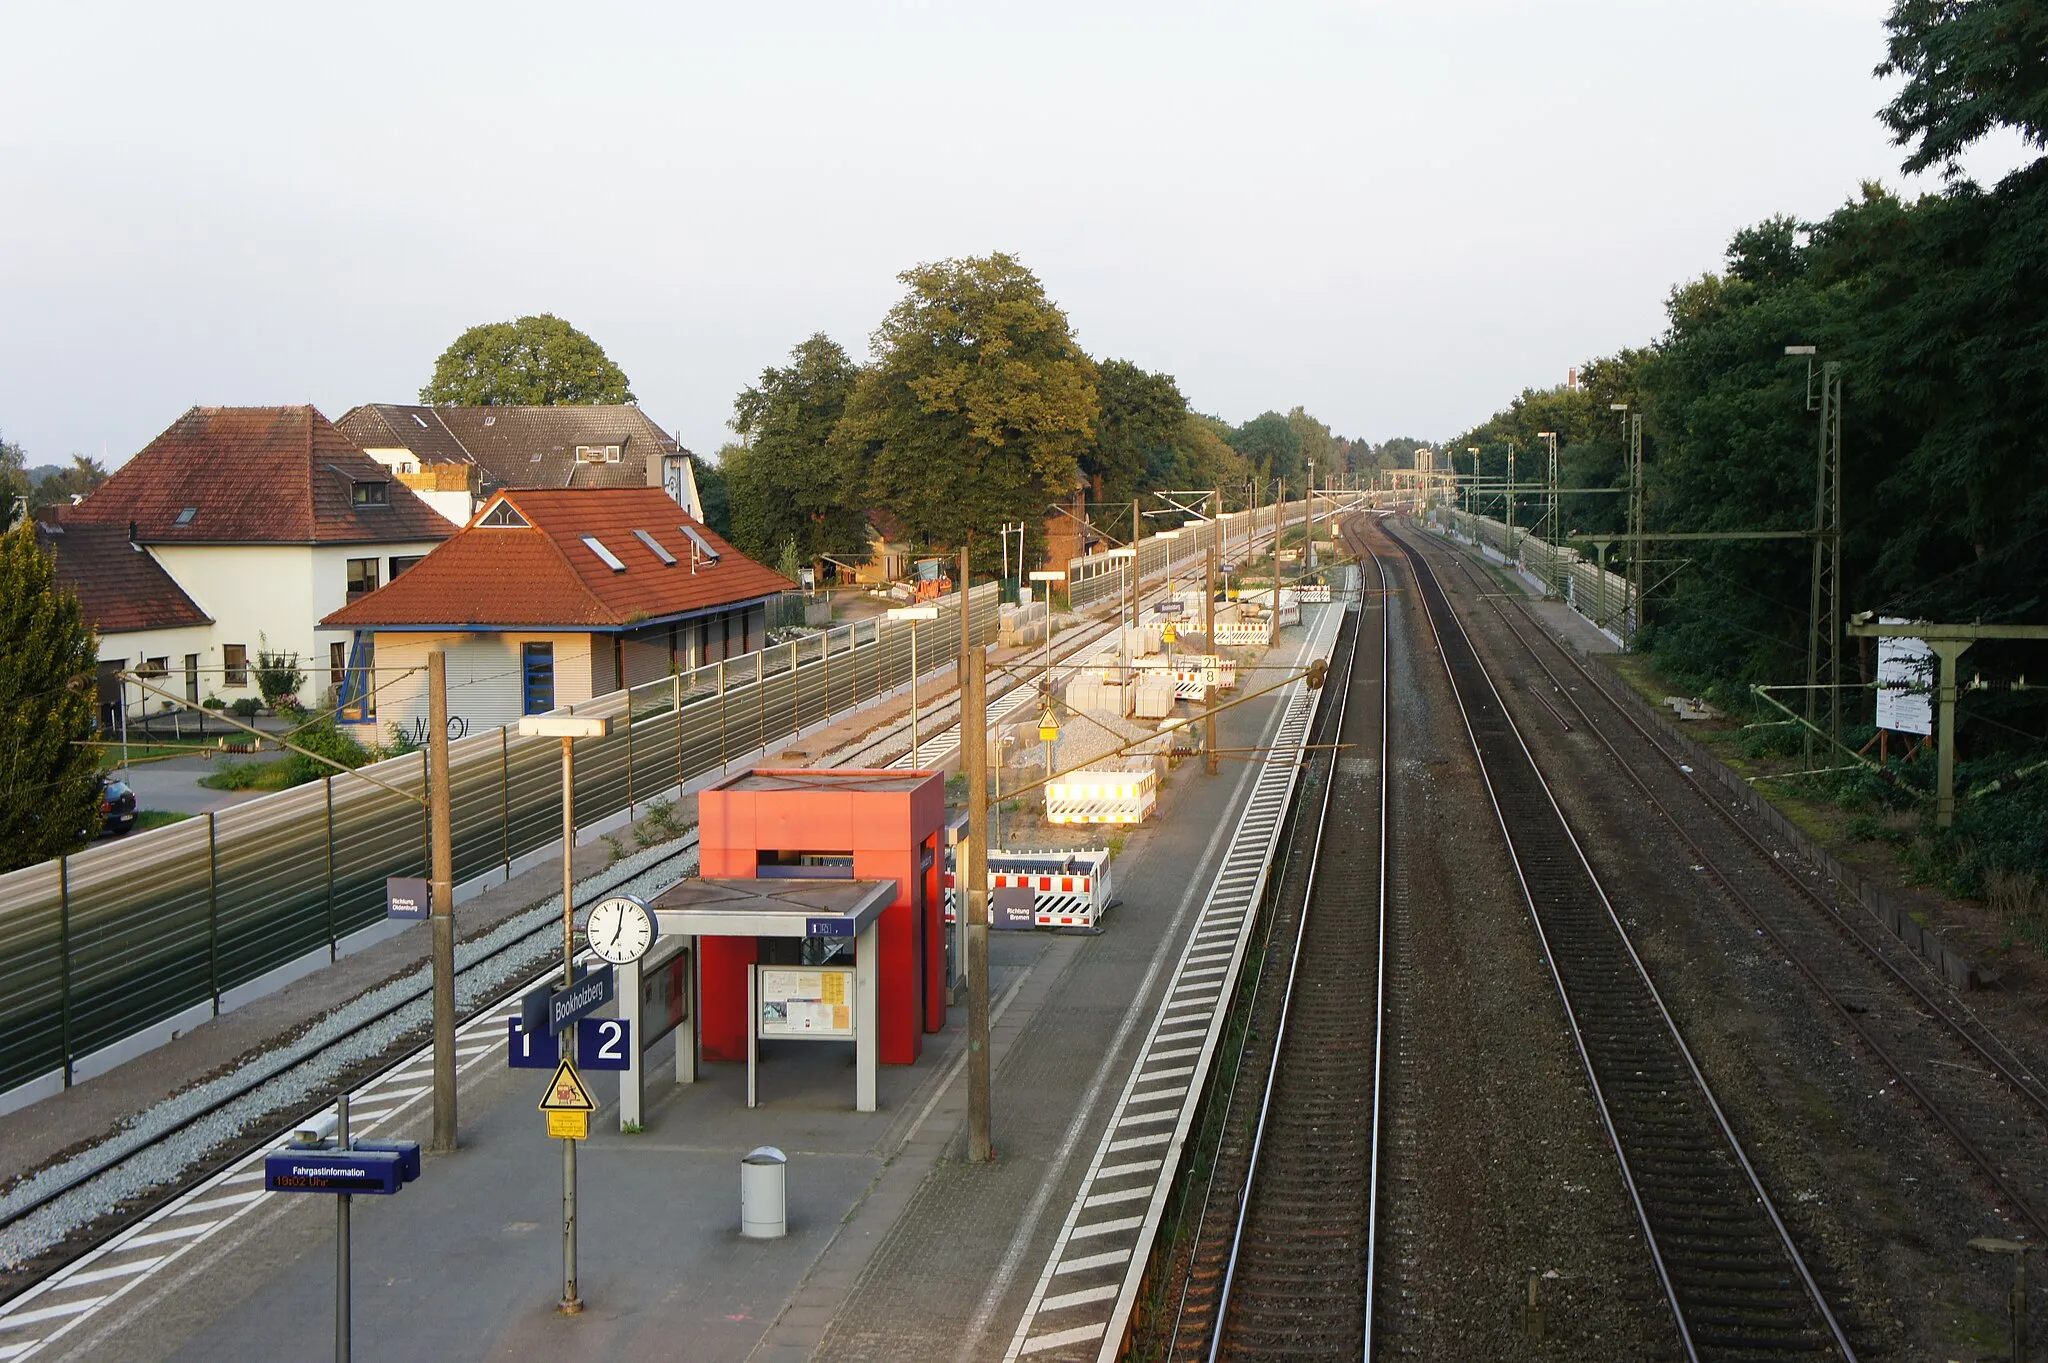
[23,602,1345,1363]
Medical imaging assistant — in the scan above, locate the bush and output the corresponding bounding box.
[279,718,374,785]
[202,695,226,711]
[255,634,306,712]
[228,697,262,721]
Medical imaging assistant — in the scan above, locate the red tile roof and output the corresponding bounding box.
[37,521,212,634]
[321,488,792,631]
[66,406,455,545]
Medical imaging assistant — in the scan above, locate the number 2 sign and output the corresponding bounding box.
[577,1017,632,1071]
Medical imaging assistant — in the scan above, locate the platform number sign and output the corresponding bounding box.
[577,1016,632,1071]
[508,1017,560,1069]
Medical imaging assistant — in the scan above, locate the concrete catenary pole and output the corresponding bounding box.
[428,652,457,1154]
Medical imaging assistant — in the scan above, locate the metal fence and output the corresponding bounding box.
[0,585,999,1100]
[1065,500,1310,611]
[1437,507,1635,637]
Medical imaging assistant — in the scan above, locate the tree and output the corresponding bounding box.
[1285,408,1336,485]
[0,435,27,528]
[1879,0,2048,178]
[1083,360,1188,528]
[692,452,732,539]
[420,314,634,406]
[723,334,867,568]
[0,523,101,871]
[838,254,1098,573]
[1228,411,1303,488]
[30,455,108,514]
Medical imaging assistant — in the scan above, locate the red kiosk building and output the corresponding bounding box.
[695,769,947,1066]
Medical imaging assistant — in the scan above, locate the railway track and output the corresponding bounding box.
[1401,519,2048,1244]
[1162,531,1386,1360]
[1370,515,1854,1361]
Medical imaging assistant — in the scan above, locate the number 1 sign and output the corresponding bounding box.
[578,1016,632,1071]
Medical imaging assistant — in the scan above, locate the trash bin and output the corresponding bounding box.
[740,1146,787,1239]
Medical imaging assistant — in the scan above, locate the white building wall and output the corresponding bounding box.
[148,539,446,709]
[357,631,598,745]
[94,623,223,718]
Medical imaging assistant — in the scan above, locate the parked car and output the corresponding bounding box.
[97,777,138,837]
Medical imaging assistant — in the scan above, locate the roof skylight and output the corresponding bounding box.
[174,507,197,525]
[633,529,677,565]
[583,535,627,573]
[681,525,721,564]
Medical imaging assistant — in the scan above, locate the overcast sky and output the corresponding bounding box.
[0,1,2032,469]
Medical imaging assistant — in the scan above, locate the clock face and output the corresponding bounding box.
[586,896,654,965]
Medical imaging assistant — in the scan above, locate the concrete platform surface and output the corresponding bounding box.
[33,612,1331,1363]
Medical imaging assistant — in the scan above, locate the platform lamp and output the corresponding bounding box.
[515,710,613,1317]
[886,605,940,763]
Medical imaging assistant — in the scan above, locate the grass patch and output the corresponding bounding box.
[131,809,196,832]
[199,758,300,791]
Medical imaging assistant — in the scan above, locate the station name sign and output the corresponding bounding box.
[522,964,617,1036]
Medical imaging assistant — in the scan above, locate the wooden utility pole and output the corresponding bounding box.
[427,651,457,1153]
[959,535,972,684]
[1205,489,1219,776]
[965,646,992,1161]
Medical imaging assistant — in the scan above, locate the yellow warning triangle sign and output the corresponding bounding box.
[538,1058,596,1113]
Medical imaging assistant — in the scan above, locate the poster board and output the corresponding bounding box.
[1876,616,1934,736]
[757,965,855,1039]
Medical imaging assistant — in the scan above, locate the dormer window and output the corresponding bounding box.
[576,444,622,463]
[352,480,389,507]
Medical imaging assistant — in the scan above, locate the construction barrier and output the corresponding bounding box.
[1046,761,1158,825]
[944,850,1116,928]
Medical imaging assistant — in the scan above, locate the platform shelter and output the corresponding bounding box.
[643,877,894,1111]
[696,768,947,1068]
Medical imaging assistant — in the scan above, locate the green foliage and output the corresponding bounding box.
[840,253,1099,575]
[26,455,108,515]
[776,537,803,583]
[254,634,305,711]
[0,523,101,869]
[228,696,262,720]
[278,717,375,786]
[1879,0,2048,179]
[1228,411,1301,487]
[1085,360,1188,510]
[1285,408,1335,483]
[421,314,633,407]
[724,334,866,566]
[692,453,732,539]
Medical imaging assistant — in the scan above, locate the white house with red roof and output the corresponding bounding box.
[58,406,452,715]
[321,487,791,741]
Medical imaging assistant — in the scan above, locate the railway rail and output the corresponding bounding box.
[1159,525,1386,1359]
[1402,519,2048,1244]
[1367,515,1854,1361]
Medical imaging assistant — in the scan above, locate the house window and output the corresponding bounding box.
[522,643,555,715]
[389,555,425,579]
[339,633,375,722]
[223,645,248,687]
[184,654,200,705]
[352,480,388,506]
[331,641,346,689]
[141,656,170,678]
[346,557,380,600]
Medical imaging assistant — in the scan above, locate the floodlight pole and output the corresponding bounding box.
[428,652,457,1154]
